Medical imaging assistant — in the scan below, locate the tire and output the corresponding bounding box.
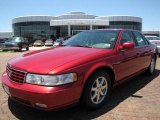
[18,46,22,52]
[146,56,156,75]
[81,70,111,109]
[26,46,29,51]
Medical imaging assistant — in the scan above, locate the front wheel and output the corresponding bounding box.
[81,70,111,109]
[18,46,22,52]
[26,46,29,51]
[146,56,156,75]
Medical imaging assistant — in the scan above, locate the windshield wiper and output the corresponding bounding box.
[70,45,92,48]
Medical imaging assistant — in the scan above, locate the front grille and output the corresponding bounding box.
[6,66,26,84]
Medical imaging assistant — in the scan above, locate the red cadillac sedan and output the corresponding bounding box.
[1,29,158,110]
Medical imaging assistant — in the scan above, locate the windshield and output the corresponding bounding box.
[46,39,52,42]
[6,37,21,42]
[146,36,160,40]
[63,30,119,49]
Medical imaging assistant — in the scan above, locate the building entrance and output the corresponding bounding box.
[72,30,88,35]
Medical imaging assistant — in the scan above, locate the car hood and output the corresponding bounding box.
[8,47,109,74]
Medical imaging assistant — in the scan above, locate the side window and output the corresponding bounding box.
[24,38,28,43]
[133,32,147,46]
[120,31,135,45]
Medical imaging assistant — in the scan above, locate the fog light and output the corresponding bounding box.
[35,103,47,108]
[2,72,7,76]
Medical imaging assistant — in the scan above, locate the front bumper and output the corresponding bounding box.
[1,72,83,110]
[157,46,160,53]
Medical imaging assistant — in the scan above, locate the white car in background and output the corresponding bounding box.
[53,38,64,47]
[145,36,160,57]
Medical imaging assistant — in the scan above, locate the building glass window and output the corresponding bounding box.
[109,21,142,31]
[13,22,52,40]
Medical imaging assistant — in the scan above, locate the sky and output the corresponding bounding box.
[0,0,160,32]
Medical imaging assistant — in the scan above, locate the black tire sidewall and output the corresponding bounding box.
[146,56,156,75]
[26,46,29,51]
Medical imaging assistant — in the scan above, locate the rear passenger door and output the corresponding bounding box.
[132,31,152,70]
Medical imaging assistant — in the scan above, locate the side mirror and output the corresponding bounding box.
[119,42,135,50]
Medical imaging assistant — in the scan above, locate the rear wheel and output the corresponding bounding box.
[81,70,111,109]
[146,56,156,75]
[18,46,22,52]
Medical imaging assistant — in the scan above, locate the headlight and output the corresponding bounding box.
[26,73,77,86]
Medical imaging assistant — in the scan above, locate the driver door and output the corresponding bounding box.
[114,30,141,81]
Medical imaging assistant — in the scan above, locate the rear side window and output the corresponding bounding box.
[120,31,136,45]
[133,32,148,46]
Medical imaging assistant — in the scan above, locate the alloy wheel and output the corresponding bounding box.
[90,76,108,104]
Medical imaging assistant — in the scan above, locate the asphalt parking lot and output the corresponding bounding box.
[0,49,160,120]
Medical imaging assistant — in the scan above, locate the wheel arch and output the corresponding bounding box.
[84,65,116,87]
[80,65,116,108]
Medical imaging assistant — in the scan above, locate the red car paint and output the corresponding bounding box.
[1,29,157,110]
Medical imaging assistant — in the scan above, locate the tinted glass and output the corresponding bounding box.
[120,31,135,45]
[56,39,63,42]
[109,21,142,31]
[133,32,147,46]
[13,22,52,40]
[6,37,21,42]
[63,30,119,49]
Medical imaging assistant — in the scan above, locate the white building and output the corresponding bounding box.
[12,12,142,39]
